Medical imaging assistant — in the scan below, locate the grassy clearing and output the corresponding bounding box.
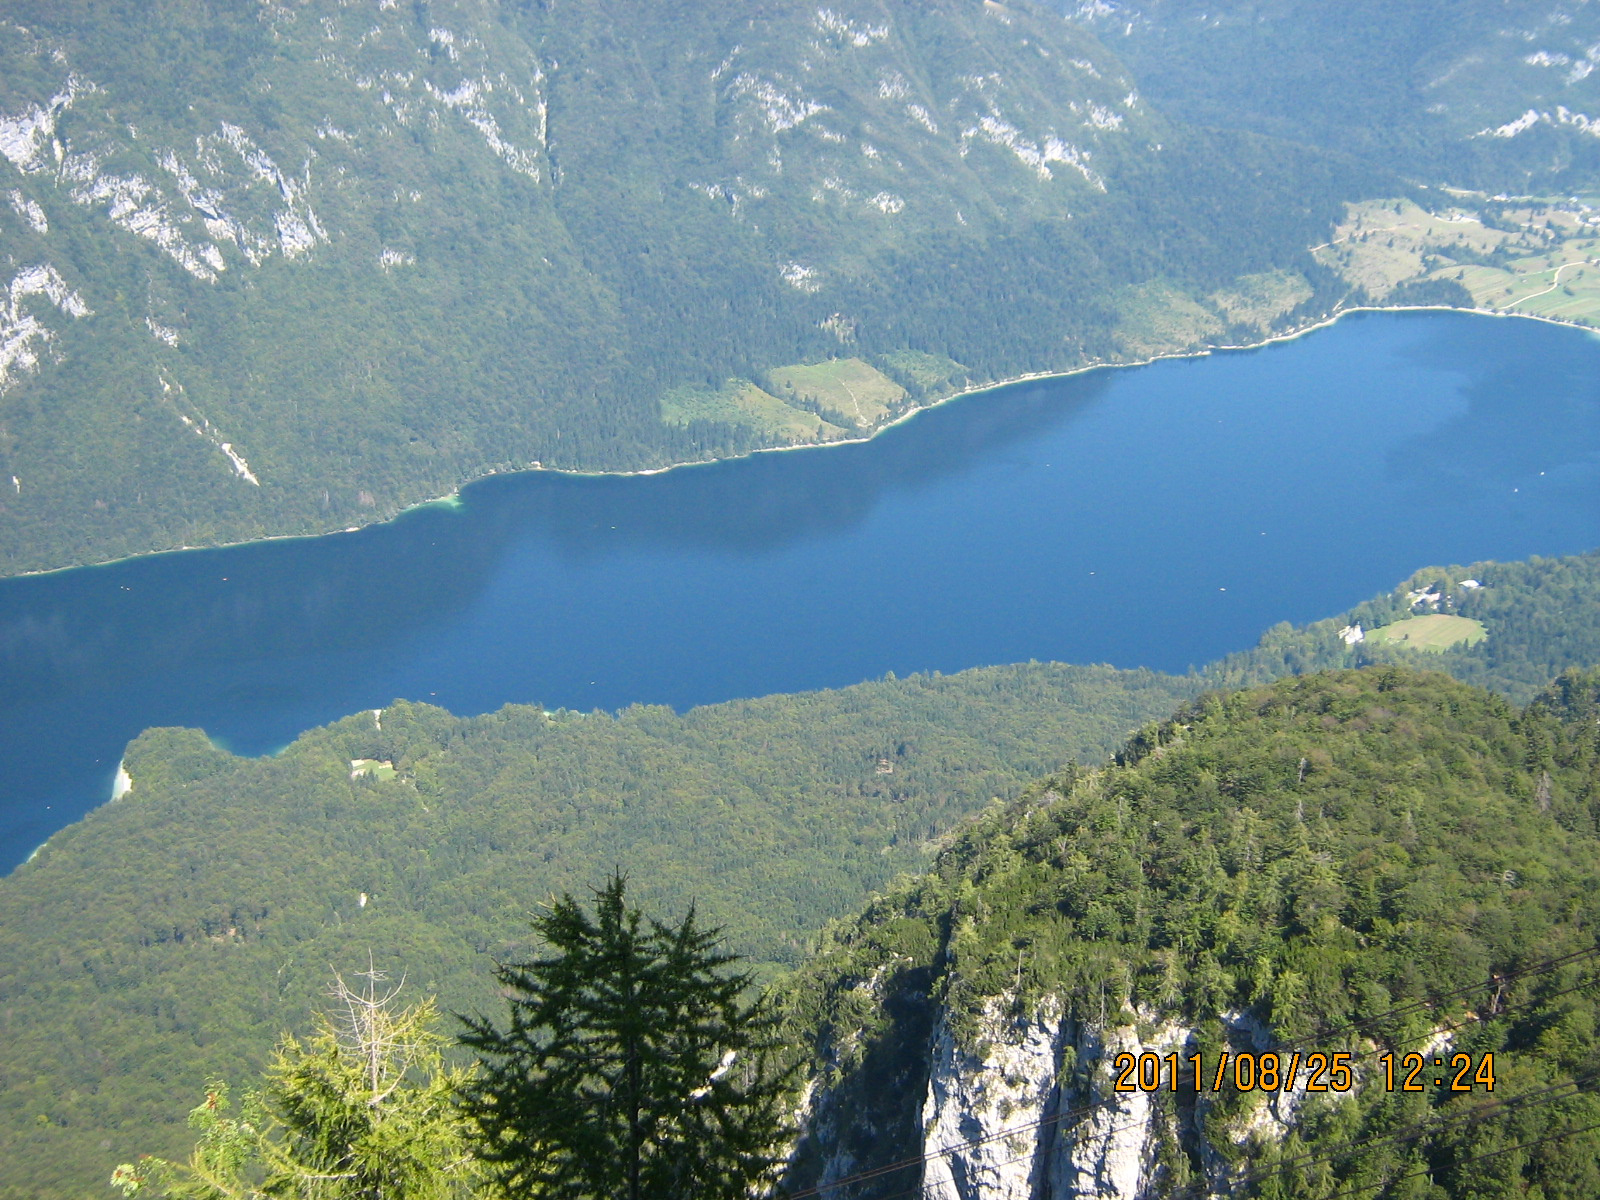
[349,758,397,781]
[1434,244,1600,323]
[1366,614,1487,652]
[763,358,907,429]
[1113,281,1223,357]
[1208,269,1314,332]
[659,379,849,443]
[1315,199,1502,296]
[1499,258,1600,323]
[1319,196,1600,327]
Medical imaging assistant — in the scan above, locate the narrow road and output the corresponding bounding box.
[1509,259,1591,307]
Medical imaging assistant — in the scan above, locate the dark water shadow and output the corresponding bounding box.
[467,370,1110,559]
[0,371,1106,707]
[1383,315,1600,498]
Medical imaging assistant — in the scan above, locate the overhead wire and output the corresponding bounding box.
[795,1067,1598,1200]
[1289,945,1600,1049]
[1316,1116,1600,1200]
[784,944,1600,1199]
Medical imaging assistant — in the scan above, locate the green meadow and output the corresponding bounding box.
[1365,613,1488,651]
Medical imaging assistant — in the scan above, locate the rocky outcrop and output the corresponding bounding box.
[799,988,1346,1200]
[921,998,1065,1200]
[1047,1014,1195,1200]
[917,997,1195,1200]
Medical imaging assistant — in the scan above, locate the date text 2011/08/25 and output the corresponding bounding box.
[1111,1051,1496,1094]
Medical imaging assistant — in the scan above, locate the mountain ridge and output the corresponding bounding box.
[783,664,1600,1198]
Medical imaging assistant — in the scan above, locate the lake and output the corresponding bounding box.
[1,309,1597,871]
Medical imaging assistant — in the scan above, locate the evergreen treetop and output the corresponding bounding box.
[458,874,794,1200]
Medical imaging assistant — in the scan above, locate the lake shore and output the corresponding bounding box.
[451,300,1600,482]
[8,301,1596,583]
[4,307,1596,877]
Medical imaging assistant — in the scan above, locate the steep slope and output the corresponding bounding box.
[1070,0,1600,191]
[0,0,1382,576]
[784,667,1600,1199]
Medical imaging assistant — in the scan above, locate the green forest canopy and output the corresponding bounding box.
[784,664,1600,1199]
[0,547,1595,1196]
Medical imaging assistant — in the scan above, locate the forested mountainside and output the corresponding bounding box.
[1,548,1596,1196]
[0,661,1196,1200]
[1205,550,1600,706]
[784,666,1600,1200]
[1066,4,1600,331]
[1073,0,1600,192]
[0,0,1388,577]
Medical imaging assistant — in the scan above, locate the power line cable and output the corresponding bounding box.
[1317,1116,1600,1200]
[1167,1068,1600,1200]
[1277,945,1599,1051]
[786,945,1599,1199]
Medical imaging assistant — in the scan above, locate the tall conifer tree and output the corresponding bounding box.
[457,875,792,1200]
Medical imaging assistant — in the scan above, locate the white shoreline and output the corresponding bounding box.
[8,302,1596,582]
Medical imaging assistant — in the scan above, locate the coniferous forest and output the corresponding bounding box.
[3,1,1600,1197]
[1,550,1597,1196]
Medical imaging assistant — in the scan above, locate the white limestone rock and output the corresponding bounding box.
[0,264,91,394]
[922,998,1065,1200]
[7,188,47,233]
[918,997,1199,1200]
[1046,1011,1193,1200]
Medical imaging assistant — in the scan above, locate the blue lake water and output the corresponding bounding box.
[1,310,1597,871]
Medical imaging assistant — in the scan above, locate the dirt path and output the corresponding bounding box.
[1509,258,1592,307]
[840,379,867,425]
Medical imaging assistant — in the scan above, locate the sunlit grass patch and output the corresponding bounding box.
[1322,196,1600,328]
[1208,269,1314,332]
[763,358,907,429]
[659,379,849,443]
[1112,281,1223,357]
[1365,614,1487,652]
[877,349,969,395]
[350,758,397,781]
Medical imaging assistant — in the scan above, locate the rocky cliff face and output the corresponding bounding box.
[913,997,1203,1200]
[781,668,1600,1200]
[801,985,1358,1200]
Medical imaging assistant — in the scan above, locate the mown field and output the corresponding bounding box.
[763,359,908,430]
[1365,613,1488,651]
[658,379,849,444]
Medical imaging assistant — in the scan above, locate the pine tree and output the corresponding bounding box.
[109,966,481,1200]
[457,874,793,1200]
[259,965,482,1199]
